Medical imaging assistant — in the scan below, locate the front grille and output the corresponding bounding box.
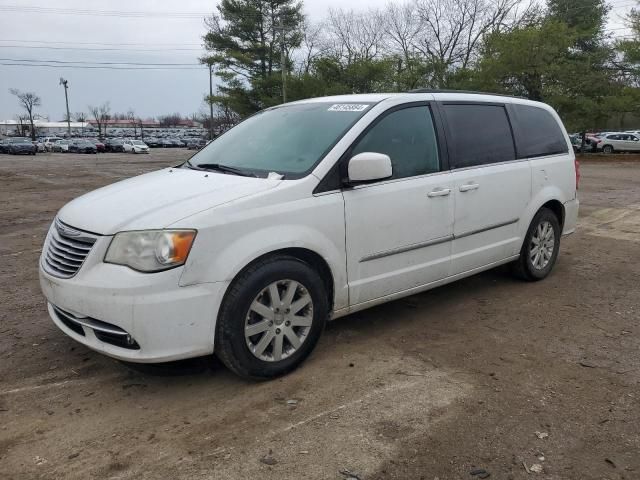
[43,219,97,278]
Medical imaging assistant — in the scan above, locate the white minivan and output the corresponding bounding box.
[39,91,579,379]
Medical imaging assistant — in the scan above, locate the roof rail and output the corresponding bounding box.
[408,88,526,99]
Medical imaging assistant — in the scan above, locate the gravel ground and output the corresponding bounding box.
[0,150,638,479]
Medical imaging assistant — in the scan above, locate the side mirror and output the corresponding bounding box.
[347,152,392,183]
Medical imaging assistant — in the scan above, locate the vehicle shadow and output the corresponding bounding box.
[114,264,518,381]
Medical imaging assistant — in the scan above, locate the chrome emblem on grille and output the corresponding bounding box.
[55,218,83,238]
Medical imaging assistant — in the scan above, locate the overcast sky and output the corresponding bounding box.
[0,0,633,121]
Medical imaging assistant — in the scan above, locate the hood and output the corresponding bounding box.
[58,167,280,235]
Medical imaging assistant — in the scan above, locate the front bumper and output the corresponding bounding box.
[39,233,228,363]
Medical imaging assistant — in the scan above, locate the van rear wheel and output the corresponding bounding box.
[215,255,328,379]
[512,208,561,281]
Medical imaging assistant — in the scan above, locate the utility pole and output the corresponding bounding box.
[280,18,287,104]
[208,62,215,140]
[59,78,71,136]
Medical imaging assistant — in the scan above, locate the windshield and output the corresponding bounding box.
[186,102,372,178]
[132,140,145,145]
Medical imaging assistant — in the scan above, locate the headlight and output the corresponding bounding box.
[104,230,196,272]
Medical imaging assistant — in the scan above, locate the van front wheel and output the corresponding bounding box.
[215,255,328,379]
[512,208,561,281]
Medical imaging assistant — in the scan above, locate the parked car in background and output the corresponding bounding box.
[168,138,185,148]
[35,140,46,152]
[105,139,125,152]
[569,134,582,153]
[569,134,599,153]
[123,139,150,154]
[159,138,173,148]
[88,138,105,152]
[594,132,640,153]
[39,91,578,379]
[8,138,37,155]
[0,138,10,153]
[187,138,208,150]
[43,137,63,151]
[69,139,98,154]
[144,137,160,148]
[52,139,71,152]
[582,135,600,152]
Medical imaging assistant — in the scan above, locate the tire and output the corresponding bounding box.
[215,255,329,380]
[512,207,561,281]
[602,145,613,154]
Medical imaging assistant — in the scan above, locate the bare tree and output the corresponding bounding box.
[157,113,183,128]
[14,115,28,137]
[383,2,423,63]
[296,19,330,74]
[127,109,138,139]
[412,0,527,85]
[74,112,87,122]
[88,102,111,140]
[325,8,387,65]
[9,89,41,140]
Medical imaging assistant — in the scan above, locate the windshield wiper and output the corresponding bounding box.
[187,162,257,177]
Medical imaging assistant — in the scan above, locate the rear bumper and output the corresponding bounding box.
[563,198,579,235]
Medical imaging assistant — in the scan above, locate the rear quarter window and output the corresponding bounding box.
[510,104,568,158]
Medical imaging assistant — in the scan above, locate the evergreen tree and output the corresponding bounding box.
[202,0,303,116]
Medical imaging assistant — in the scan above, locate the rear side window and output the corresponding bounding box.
[351,106,440,179]
[442,104,515,168]
[511,104,568,158]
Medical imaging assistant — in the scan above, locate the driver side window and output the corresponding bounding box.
[350,106,440,180]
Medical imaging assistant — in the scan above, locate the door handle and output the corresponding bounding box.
[459,183,480,192]
[427,188,451,198]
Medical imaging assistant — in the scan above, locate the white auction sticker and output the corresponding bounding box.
[328,104,369,112]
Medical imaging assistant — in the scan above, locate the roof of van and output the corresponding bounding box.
[287,90,544,107]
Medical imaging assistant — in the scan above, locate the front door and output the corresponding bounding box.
[343,105,454,306]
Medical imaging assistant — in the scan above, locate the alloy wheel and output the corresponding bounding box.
[529,220,555,270]
[244,279,313,362]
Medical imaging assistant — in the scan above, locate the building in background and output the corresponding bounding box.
[0,119,93,137]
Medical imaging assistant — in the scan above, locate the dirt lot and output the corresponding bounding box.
[0,150,638,480]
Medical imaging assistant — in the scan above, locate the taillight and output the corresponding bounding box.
[575,158,580,190]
